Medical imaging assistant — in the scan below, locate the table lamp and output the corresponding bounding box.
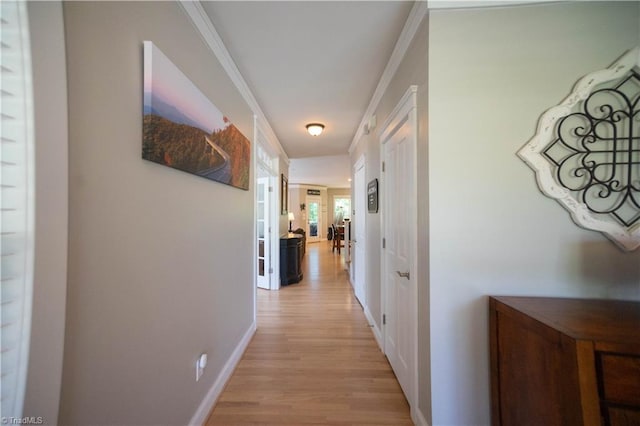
[288,212,295,232]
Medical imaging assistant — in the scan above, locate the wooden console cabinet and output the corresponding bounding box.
[490,296,640,426]
[280,234,303,286]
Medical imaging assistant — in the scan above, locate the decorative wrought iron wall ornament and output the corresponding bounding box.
[519,47,640,251]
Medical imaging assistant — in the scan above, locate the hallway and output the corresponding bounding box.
[206,243,412,425]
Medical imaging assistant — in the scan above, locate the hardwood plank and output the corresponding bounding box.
[205,243,412,425]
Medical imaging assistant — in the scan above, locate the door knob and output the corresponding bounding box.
[396,271,410,280]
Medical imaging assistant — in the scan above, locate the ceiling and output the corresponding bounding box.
[289,155,352,188]
[201,1,414,169]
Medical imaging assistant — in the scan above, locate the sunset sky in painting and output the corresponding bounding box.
[143,41,227,134]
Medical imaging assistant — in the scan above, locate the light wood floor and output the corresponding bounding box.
[205,242,413,425]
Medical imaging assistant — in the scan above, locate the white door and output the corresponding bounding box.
[306,196,322,243]
[256,176,270,290]
[381,87,417,408]
[353,157,366,306]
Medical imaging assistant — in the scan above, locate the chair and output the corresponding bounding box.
[332,224,344,254]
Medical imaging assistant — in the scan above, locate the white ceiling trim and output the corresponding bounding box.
[290,184,328,191]
[427,0,561,9]
[178,0,289,165]
[348,0,428,155]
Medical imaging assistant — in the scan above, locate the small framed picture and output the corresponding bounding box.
[368,179,378,213]
[281,174,288,215]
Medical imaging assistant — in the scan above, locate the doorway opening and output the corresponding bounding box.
[306,195,322,243]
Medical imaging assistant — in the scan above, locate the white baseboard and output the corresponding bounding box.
[189,321,256,426]
[363,306,383,351]
[413,406,430,426]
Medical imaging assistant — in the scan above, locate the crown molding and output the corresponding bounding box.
[178,0,289,165]
[289,184,328,191]
[348,0,428,154]
[427,0,561,10]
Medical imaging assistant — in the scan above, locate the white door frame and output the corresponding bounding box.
[353,154,366,308]
[380,86,418,417]
[256,174,271,290]
[268,171,279,291]
[254,117,280,324]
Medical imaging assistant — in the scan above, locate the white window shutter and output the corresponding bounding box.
[1,0,35,418]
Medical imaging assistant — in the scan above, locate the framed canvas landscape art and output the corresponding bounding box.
[142,41,250,190]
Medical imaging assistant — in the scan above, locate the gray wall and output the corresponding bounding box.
[429,2,640,424]
[350,13,430,422]
[24,2,68,423]
[60,2,255,424]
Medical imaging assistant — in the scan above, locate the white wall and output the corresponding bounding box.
[23,2,68,423]
[59,2,255,424]
[429,2,640,425]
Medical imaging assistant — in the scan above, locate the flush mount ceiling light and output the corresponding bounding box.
[306,123,325,136]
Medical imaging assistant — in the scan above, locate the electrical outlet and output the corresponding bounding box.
[195,353,207,382]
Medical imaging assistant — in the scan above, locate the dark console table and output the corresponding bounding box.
[280,233,303,286]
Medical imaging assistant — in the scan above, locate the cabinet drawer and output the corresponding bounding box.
[600,354,640,407]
